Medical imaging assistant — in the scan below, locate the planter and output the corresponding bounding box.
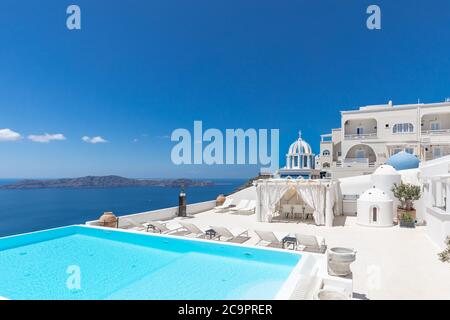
[397,208,416,222]
[98,211,118,228]
[315,289,349,300]
[399,220,416,228]
[397,208,416,228]
[327,247,357,277]
[216,194,226,206]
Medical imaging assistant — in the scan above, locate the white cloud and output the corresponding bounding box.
[0,128,22,141]
[28,133,66,143]
[82,136,108,144]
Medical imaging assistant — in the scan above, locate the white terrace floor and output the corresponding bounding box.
[163,210,450,300]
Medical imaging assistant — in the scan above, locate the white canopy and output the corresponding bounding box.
[255,178,340,226]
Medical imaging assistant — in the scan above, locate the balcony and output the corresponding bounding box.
[421,128,450,135]
[344,118,378,140]
[344,132,377,140]
[335,158,376,168]
[421,113,450,137]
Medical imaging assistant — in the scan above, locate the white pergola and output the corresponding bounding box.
[254,178,342,227]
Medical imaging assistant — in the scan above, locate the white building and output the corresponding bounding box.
[357,187,394,227]
[420,155,450,249]
[277,132,320,179]
[317,100,450,178]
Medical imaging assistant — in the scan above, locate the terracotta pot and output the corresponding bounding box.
[99,211,118,228]
[216,194,226,206]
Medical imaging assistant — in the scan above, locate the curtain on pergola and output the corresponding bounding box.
[294,184,326,225]
[257,180,335,226]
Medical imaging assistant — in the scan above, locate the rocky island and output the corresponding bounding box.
[0,176,214,190]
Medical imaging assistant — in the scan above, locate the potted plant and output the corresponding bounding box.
[391,182,421,228]
[438,237,450,263]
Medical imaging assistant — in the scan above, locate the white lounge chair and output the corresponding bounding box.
[255,230,286,248]
[121,218,152,231]
[232,200,256,215]
[179,222,208,238]
[295,233,327,253]
[229,200,249,213]
[148,221,187,235]
[211,226,250,244]
[214,198,234,212]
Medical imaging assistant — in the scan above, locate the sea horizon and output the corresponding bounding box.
[0,178,247,237]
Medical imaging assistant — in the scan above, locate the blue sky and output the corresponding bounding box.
[1,0,450,179]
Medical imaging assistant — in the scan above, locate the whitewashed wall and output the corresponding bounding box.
[420,155,450,248]
[426,207,450,250]
[228,186,256,201]
[86,199,216,227]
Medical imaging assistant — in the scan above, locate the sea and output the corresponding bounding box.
[0,179,246,237]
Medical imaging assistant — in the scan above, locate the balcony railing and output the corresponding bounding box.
[344,132,377,140]
[421,129,450,135]
[424,150,450,161]
[335,158,376,168]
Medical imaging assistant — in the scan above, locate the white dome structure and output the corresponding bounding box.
[277,131,320,179]
[288,139,313,155]
[372,164,401,213]
[357,187,394,227]
[285,131,315,170]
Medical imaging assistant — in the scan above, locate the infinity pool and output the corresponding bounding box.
[0,226,301,300]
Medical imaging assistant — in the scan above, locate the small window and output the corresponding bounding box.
[356,127,364,135]
[322,150,330,156]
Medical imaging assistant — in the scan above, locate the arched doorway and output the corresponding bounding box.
[371,206,378,224]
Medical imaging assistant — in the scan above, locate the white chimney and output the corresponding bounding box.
[388,100,393,107]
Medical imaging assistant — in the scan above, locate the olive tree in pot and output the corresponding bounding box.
[438,237,450,263]
[391,182,421,228]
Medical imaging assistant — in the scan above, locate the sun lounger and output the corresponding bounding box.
[232,200,256,215]
[148,221,187,235]
[211,226,250,244]
[255,230,286,248]
[295,233,327,253]
[179,222,208,238]
[214,198,234,212]
[120,218,152,231]
[229,200,249,212]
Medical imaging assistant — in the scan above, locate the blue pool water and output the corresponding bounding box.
[0,226,301,300]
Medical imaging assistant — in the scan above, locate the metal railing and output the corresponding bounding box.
[335,158,376,168]
[344,132,377,140]
[421,129,450,135]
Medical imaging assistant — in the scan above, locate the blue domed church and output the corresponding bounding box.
[277,132,321,179]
